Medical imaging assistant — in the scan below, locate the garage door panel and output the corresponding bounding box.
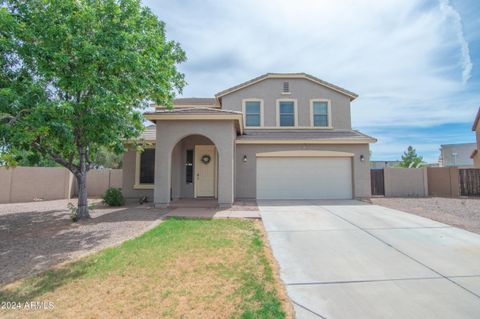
[256,157,352,200]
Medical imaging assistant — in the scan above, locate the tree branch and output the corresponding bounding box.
[32,141,80,176]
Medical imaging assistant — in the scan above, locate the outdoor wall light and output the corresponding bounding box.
[243,155,248,163]
[360,154,365,162]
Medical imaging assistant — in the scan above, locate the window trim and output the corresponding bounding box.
[276,99,298,127]
[310,99,332,128]
[242,99,264,127]
[134,146,155,189]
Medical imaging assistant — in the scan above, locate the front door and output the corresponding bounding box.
[194,145,216,197]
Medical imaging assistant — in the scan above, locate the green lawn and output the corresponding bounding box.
[0,218,288,318]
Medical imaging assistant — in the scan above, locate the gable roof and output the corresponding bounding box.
[215,73,359,100]
[473,107,480,131]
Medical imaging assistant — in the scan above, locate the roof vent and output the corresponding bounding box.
[283,81,290,93]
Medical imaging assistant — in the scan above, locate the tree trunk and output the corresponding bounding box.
[74,148,90,220]
[75,172,90,220]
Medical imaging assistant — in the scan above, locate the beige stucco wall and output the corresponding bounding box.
[235,143,371,199]
[220,78,352,129]
[110,169,123,189]
[0,167,13,203]
[154,120,237,207]
[384,168,428,197]
[0,167,124,204]
[474,153,480,168]
[0,166,73,203]
[73,169,123,197]
[122,149,154,199]
[427,167,460,197]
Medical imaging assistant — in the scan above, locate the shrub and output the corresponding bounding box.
[102,187,125,206]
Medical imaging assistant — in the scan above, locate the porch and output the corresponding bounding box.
[149,117,240,208]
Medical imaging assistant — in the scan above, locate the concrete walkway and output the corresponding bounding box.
[259,200,480,319]
[165,207,260,219]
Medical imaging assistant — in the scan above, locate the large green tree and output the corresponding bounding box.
[398,146,425,168]
[0,0,185,220]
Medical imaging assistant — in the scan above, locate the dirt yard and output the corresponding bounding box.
[0,199,167,285]
[0,219,290,318]
[371,197,480,234]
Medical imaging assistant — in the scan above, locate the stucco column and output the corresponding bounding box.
[154,125,172,208]
[216,129,235,208]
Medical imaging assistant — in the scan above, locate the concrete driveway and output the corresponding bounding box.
[259,200,480,319]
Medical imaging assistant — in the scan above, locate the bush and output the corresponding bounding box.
[102,187,125,206]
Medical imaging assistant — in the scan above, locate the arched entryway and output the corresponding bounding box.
[153,120,236,208]
[170,134,218,200]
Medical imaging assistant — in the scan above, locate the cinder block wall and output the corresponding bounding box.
[0,167,123,204]
[384,167,428,197]
[72,169,123,197]
[427,167,460,198]
[0,167,73,203]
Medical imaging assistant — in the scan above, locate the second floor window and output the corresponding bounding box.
[245,101,261,127]
[312,101,329,127]
[279,101,295,127]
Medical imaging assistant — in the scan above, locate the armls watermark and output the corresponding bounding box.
[1,301,54,311]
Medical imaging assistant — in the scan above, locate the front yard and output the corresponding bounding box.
[0,199,167,285]
[371,197,480,234]
[0,217,289,318]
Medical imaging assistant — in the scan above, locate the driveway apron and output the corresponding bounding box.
[259,200,480,319]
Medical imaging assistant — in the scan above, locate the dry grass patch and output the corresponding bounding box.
[0,218,287,318]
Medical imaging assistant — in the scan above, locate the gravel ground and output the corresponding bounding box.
[0,199,168,285]
[371,197,480,234]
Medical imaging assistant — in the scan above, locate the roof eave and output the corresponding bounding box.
[471,149,478,159]
[144,113,244,135]
[472,107,480,131]
[215,73,358,101]
[235,138,376,144]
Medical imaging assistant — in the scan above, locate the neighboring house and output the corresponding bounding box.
[439,143,476,168]
[370,161,400,169]
[472,107,480,168]
[123,73,376,207]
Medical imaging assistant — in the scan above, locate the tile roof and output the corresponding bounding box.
[137,126,375,143]
[144,107,242,115]
[173,98,217,106]
[138,125,156,141]
[215,73,358,100]
[238,129,376,141]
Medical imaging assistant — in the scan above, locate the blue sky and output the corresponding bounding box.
[143,0,480,163]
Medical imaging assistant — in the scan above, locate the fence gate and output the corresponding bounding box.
[459,169,480,197]
[370,169,385,196]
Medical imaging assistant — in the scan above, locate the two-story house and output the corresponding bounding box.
[122,73,376,207]
[439,143,476,168]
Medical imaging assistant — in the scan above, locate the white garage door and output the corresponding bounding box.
[256,157,353,200]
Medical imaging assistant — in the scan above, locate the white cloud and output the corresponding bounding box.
[439,0,473,84]
[143,0,478,161]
